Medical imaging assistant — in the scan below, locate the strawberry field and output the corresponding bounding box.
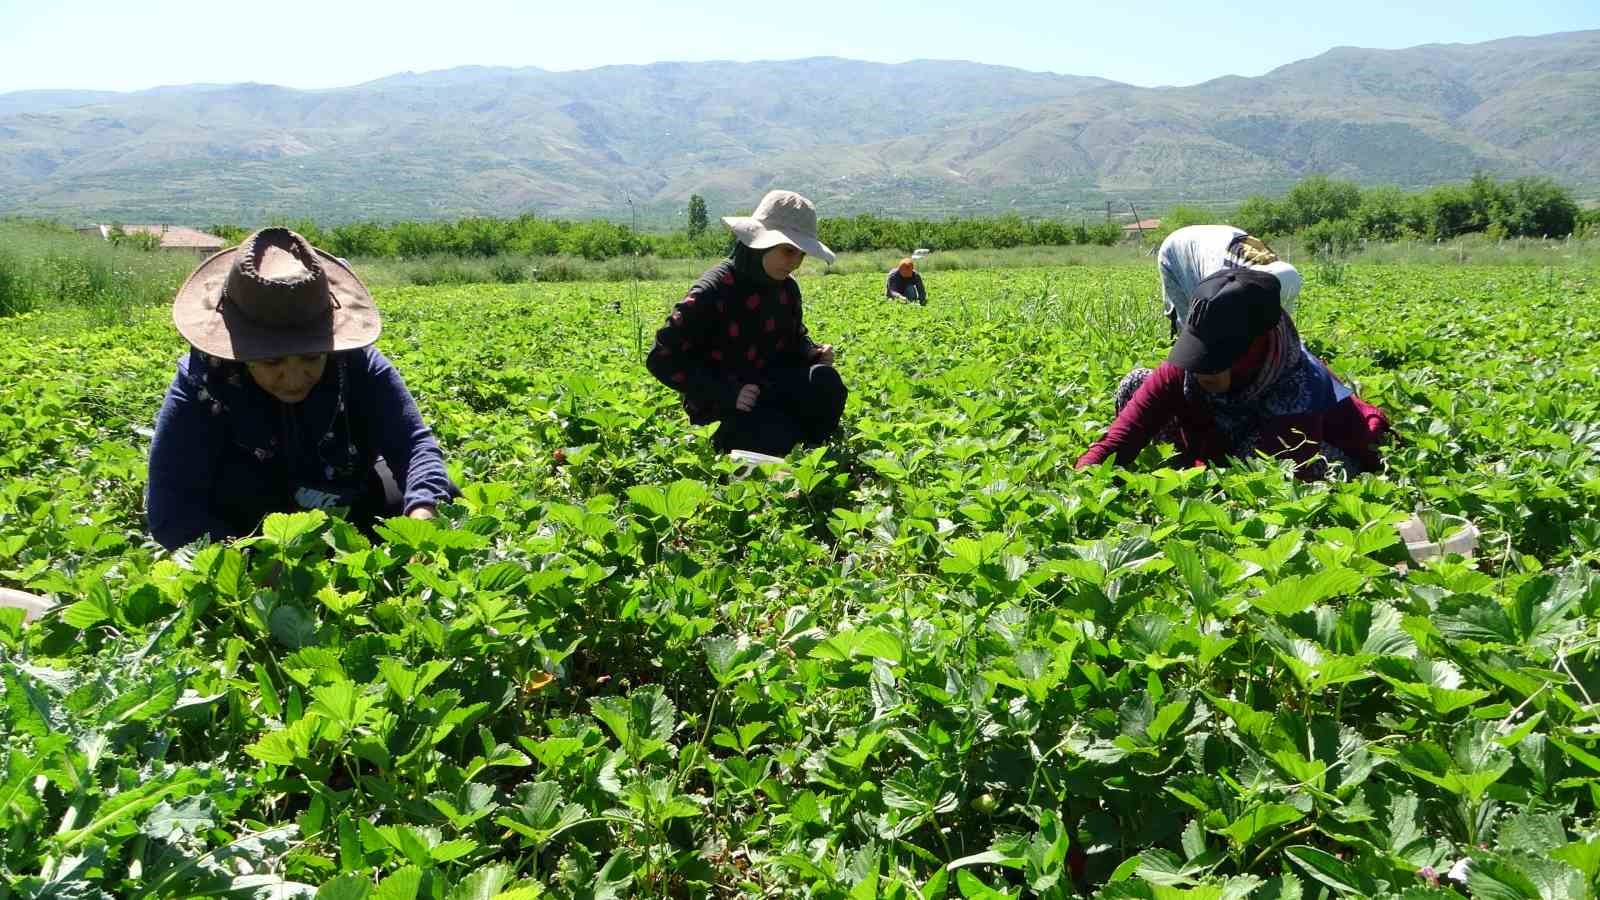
[3,263,1600,899]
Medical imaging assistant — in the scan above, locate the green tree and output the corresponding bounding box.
[1578,207,1600,239]
[1492,177,1580,238]
[1233,196,1288,237]
[1303,218,1361,257]
[1281,176,1362,231]
[1354,186,1421,241]
[1416,183,1478,239]
[687,195,708,239]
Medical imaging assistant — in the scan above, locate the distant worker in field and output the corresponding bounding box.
[1077,269,1389,480]
[647,190,848,457]
[886,257,927,304]
[1158,224,1301,337]
[146,228,458,550]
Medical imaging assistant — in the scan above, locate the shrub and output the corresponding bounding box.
[1492,177,1581,238]
[1415,183,1480,240]
[1281,176,1362,231]
[1233,195,1289,238]
[1354,186,1422,241]
[1086,222,1123,246]
[1302,218,1362,257]
[1577,207,1600,239]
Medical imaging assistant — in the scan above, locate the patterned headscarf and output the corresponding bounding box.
[1183,313,1338,451]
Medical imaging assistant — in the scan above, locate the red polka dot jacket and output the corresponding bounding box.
[646,259,820,425]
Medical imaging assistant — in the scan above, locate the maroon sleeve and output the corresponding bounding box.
[1318,395,1391,472]
[1076,363,1190,469]
[1259,394,1392,480]
[646,287,738,411]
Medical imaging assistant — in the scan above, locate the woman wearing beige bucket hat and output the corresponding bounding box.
[146,228,457,550]
[646,190,848,456]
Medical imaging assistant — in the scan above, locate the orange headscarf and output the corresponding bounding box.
[897,258,915,277]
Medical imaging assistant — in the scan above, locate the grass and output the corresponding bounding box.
[0,220,194,325]
[354,235,1600,287]
[3,216,1598,319]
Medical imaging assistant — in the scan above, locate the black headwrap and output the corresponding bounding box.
[692,238,787,299]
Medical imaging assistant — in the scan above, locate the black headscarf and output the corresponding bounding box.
[732,241,785,288]
[693,238,786,299]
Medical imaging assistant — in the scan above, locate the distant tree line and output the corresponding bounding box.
[819,215,1123,253]
[208,209,1125,263]
[1220,174,1585,255]
[205,174,1589,263]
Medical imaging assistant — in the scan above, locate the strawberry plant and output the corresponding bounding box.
[2,264,1599,897]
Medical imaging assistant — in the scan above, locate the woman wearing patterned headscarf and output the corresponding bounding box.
[1158,224,1302,337]
[1076,269,1389,480]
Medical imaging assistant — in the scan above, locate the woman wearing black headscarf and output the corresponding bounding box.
[645,190,848,456]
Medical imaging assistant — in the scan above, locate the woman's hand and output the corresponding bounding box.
[736,384,761,412]
[811,344,836,366]
[408,505,436,520]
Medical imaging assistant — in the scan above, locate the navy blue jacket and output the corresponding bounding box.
[886,269,926,302]
[146,347,453,550]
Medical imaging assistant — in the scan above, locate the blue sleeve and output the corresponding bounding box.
[912,273,926,299]
[146,367,232,550]
[357,349,454,514]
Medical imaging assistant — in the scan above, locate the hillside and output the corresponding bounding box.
[0,31,1595,222]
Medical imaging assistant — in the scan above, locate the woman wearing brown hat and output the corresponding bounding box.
[1076,269,1389,480]
[146,228,457,550]
[646,190,848,457]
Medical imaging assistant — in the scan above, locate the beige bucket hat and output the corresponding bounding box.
[172,227,380,362]
[722,190,836,265]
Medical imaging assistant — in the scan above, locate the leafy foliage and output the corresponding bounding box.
[1233,174,1585,245]
[1,262,1599,898]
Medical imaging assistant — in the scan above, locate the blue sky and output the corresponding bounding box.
[0,0,1594,94]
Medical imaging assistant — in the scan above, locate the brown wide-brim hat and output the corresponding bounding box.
[722,189,837,265]
[172,227,380,362]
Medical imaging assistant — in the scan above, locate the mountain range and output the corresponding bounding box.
[1,30,1595,224]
